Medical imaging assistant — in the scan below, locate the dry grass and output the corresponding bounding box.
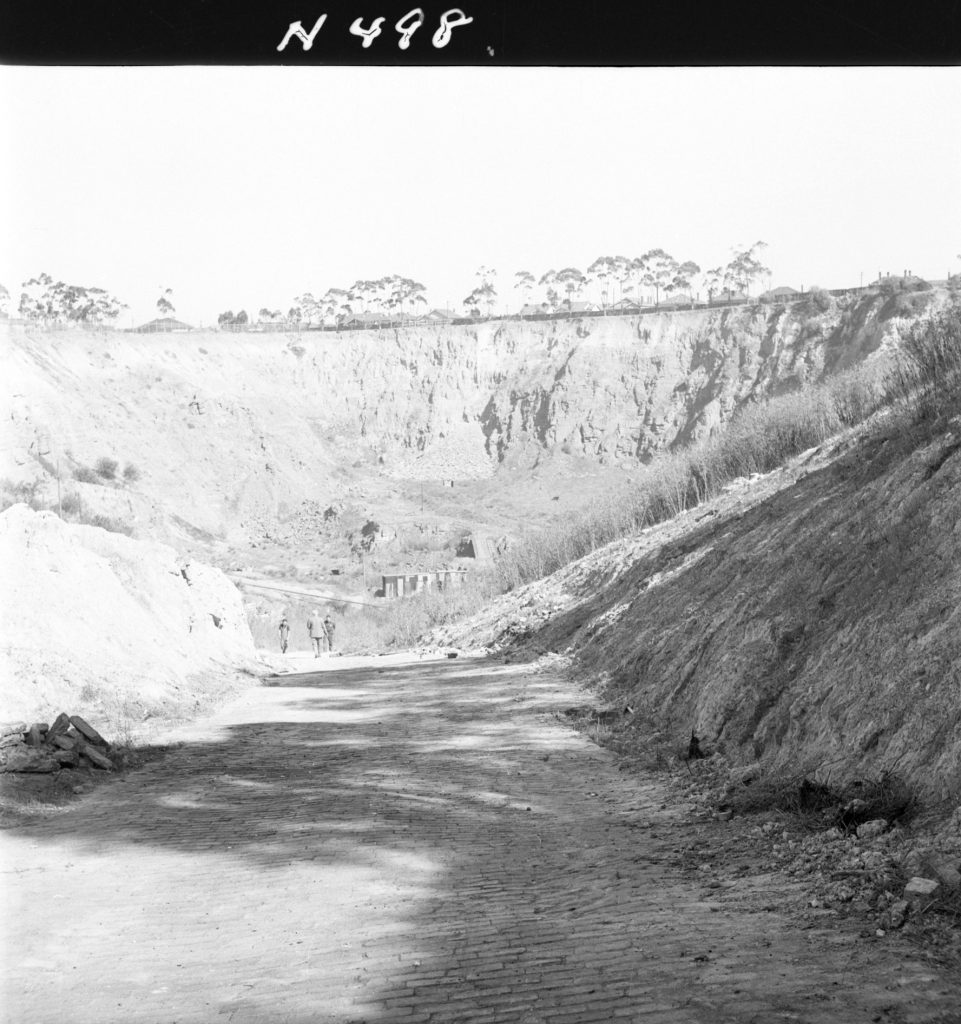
[886,306,961,424]
[495,360,888,590]
[722,763,916,832]
[341,573,500,652]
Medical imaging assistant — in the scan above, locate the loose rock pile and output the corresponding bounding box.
[0,713,114,774]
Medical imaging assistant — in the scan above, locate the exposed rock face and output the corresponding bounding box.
[1,289,943,543]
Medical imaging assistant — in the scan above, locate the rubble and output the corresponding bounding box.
[904,876,941,898]
[0,713,114,775]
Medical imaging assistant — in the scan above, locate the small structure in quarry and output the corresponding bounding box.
[381,568,468,599]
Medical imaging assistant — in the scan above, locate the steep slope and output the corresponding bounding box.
[429,418,961,803]
[1,288,945,562]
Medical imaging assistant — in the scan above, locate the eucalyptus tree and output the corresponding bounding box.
[404,279,428,318]
[702,267,724,303]
[725,241,770,298]
[665,260,701,303]
[629,255,651,306]
[347,280,371,314]
[612,256,633,307]
[322,288,349,322]
[640,249,677,306]
[476,265,496,288]
[295,292,321,324]
[474,266,498,315]
[462,287,483,317]
[539,269,557,308]
[157,287,175,317]
[587,256,616,312]
[556,267,587,315]
[19,273,126,324]
[514,270,536,310]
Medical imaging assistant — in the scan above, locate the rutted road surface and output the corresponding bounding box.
[3,656,959,1024]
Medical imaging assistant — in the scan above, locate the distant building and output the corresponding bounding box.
[425,309,459,323]
[131,317,194,333]
[759,286,800,302]
[381,568,469,599]
[663,293,696,306]
[519,304,549,316]
[558,301,600,314]
[340,312,391,328]
[458,533,508,561]
[610,299,640,311]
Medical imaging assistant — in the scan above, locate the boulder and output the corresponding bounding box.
[0,740,26,766]
[728,764,762,786]
[856,819,888,841]
[51,734,77,750]
[70,716,109,749]
[77,741,114,771]
[0,722,27,738]
[0,733,24,749]
[926,857,961,889]
[904,876,941,899]
[47,712,72,739]
[27,723,44,747]
[0,746,59,773]
[883,899,910,930]
[53,749,81,768]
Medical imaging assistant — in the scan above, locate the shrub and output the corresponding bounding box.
[85,513,133,536]
[122,463,141,483]
[59,493,82,516]
[94,457,119,480]
[0,479,44,512]
[73,465,98,484]
[805,286,834,314]
[886,306,961,423]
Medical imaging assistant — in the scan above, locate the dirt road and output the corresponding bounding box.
[2,656,959,1024]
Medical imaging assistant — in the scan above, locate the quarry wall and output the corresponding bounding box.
[0,289,941,544]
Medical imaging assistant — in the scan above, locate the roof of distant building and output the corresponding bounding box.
[132,317,193,332]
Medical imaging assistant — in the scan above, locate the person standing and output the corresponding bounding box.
[278,616,290,654]
[323,611,336,656]
[307,609,324,658]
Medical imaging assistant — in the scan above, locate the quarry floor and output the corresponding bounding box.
[3,655,960,1024]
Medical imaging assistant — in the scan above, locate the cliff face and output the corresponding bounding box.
[0,289,941,546]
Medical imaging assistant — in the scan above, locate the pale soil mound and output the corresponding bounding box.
[432,418,961,803]
[0,505,259,729]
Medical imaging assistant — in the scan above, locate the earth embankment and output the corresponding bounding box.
[431,419,961,802]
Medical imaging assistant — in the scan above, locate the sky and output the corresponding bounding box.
[1,65,958,327]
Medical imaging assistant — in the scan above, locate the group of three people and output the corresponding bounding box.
[278,609,336,657]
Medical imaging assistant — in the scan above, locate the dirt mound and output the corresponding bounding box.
[0,505,258,727]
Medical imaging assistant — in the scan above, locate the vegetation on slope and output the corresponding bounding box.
[494,305,960,591]
[456,304,961,803]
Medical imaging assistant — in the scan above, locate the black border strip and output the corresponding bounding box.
[2,0,960,65]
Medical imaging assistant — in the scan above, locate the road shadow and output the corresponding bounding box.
[8,656,951,1024]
